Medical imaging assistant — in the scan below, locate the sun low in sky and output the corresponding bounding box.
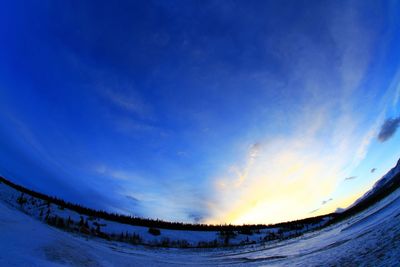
[0,1,400,225]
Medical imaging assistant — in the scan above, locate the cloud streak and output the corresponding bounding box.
[105,89,151,118]
[322,198,333,205]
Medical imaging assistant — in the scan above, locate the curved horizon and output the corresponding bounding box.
[1,1,400,225]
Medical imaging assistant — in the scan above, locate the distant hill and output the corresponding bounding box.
[330,158,400,224]
[355,158,400,205]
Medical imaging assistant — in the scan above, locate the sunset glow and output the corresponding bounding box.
[0,1,399,225]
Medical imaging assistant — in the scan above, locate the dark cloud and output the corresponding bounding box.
[310,198,334,214]
[377,117,400,142]
[321,198,333,205]
[371,168,376,173]
[187,213,204,223]
[344,176,357,181]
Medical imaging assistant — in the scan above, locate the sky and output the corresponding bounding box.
[0,0,400,225]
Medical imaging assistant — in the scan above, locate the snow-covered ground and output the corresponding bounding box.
[0,181,330,248]
[1,183,400,266]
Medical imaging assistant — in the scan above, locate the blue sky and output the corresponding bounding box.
[0,1,400,224]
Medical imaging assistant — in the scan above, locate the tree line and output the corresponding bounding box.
[0,175,333,231]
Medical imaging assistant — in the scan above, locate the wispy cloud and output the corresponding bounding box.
[377,117,400,142]
[105,89,153,119]
[322,198,333,205]
[93,163,209,222]
[344,176,357,181]
[393,74,400,107]
[207,119,369,224]
[99,86,159,135]
[309,208,320,214]
[126,195,141,205]
[94,165,144,182]
[113,117,158,135]
[204,2,391,225]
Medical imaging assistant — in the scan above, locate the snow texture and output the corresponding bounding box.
[1,184,400,266]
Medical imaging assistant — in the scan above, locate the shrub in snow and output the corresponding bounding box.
[239,228,253,235]
[148,227,161,236]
